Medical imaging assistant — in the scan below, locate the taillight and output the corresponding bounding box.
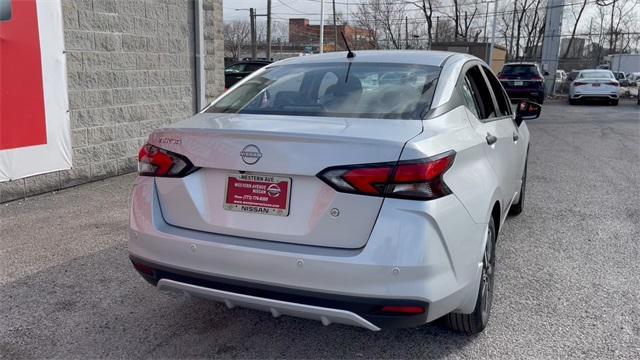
[531,76,543,81]
[138,143,197,177]
[573,81,586,86]
[605,81,619,86]
[317,151,455,201]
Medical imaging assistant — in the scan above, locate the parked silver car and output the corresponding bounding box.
[569,69,620,105]
[129,51,540,334]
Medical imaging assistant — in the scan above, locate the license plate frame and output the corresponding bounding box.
[224,174,292,216]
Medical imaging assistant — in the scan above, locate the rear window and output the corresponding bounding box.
[579,70,614,79]
[501,65,540,77]
[206,62,441,120]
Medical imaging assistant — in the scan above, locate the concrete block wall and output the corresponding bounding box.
[203,0,225,102]
[0,0,224,203]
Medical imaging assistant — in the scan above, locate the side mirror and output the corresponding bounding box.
[544,71,550,76]
[515,100,541,126]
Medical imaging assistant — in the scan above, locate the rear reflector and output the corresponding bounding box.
[132,261,155,277]
[318,151,455,201]
[380,306,425,315]
[138,143,198,177]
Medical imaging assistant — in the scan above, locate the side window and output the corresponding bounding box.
[465,66,497,121]
[460,77,481,119]
[225,64,245,73]
[482,67,511,117]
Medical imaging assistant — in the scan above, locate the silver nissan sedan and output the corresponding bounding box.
[129,50,540,334]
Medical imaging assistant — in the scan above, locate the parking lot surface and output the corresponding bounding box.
[1,100,639,359]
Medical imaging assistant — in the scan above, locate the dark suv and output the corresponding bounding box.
[498,63,546,104]
[224,60,271,89]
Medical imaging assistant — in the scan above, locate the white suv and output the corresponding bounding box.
[129,51,540,334]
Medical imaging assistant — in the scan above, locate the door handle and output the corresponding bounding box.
[486,133,497,145]
[513,132,519,141]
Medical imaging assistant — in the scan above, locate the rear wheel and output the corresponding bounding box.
[610,99,619,106]
[445,218,496,335]
[568,98,578,105]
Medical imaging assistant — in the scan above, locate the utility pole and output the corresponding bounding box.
[609,0,616,53]
[510,0,517,59]
[320,0,324,53]
[540,0,565,95]
[250,8,257,60]
[332,0,337,51]
[488,0,499,69]
[435,16,440,43]
[405,16,409,49]
[483,2,489,42]
[266,0,272,60]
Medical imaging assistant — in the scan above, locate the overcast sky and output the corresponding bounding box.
[223,0,354,24]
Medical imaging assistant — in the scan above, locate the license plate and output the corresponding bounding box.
[592,83,601,87]
[514,81,524,86]
[224,174,291,216]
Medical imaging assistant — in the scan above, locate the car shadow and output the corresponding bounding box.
[1,244,478,359]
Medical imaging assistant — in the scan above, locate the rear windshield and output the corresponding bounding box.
[579,70,614,79]
[501,65,539,76]
[206,62,441,120]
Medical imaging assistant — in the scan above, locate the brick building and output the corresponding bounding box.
[288,18,374,51]
[0,0,224,203]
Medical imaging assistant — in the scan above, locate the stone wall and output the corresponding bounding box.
[0,0,224,203]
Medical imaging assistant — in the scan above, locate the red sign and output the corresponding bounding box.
[224,174,291,216]
[0,0,47,150]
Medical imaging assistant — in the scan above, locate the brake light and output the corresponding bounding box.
[531,76,543,81]
[573,81,586,86]
[605,81,619,86]
[138,143,197,177]
[317,151,455,200]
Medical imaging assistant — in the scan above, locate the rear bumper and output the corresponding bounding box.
[504,87,544,100]
[129,177,486,329]
[569,93,619,100]
[131,255,428,329]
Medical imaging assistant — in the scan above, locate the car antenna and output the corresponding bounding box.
[341,31,355,59]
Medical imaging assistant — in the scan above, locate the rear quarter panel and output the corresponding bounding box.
[401,106,502,227]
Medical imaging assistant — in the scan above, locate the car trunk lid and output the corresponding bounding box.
[150,113,422,249]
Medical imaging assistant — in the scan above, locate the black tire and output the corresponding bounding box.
[509,160,527,216]
[445,218,497,335]
[610,99,619,106]
[568,98,578,105]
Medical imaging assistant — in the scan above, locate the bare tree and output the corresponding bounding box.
[563,0,589,58]
[352,1,380,49]
[353,0,406,49]
[414,0,437,48]
[224,20,251,61]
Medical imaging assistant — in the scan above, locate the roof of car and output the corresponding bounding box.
[578,69,612,72]
[272,50,474,67]
[503,62,538,66]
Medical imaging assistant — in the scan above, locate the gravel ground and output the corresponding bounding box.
[1,100,639,359]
